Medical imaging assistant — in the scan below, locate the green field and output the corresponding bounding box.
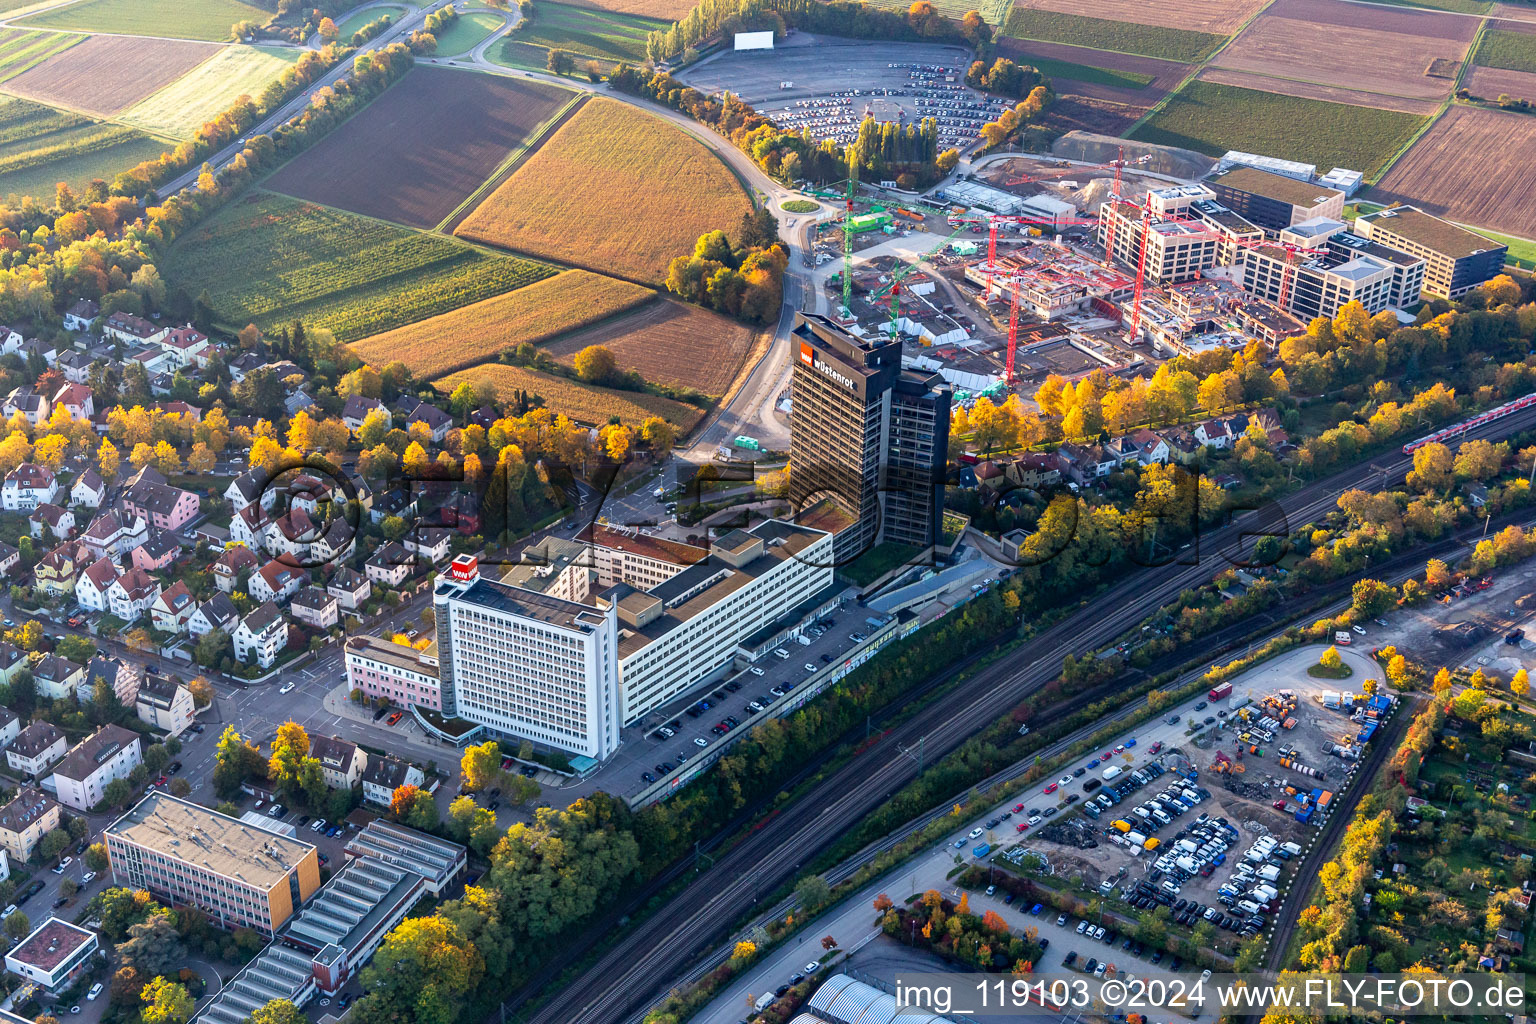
[433,10,503,55]
[337,4,404,38]
[859,0,1013,24]
[1476,29,1536,73]
[123,45,298,138]
[1129,81,1428,177]
[161,192,559,341]
[1002,9,1223,63]
[1015,55,1154,89]
[0,94,168,202]
[508,1,667,64]
[15,0,267,41]
[1467,226,1536,269]
[0,27,83,82]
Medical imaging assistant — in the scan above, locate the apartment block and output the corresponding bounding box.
[344,636,441,712]
[50,724,142,811]
[0,788,61,862]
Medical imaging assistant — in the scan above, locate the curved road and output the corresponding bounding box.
[511,403,1536,1024]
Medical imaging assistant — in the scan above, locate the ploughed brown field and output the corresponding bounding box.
[263,66,575,230]
[1039,95,1149,136]
[540,297,758,396]
[1012,0,1263,34]
[994,35,1188,105]
[2,34,219,117]
[1465,64,1536,101]
[1211,0,1477,103]
[1371,106,1536,238]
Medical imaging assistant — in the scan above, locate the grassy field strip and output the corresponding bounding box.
[121,44,297,139]
[434,9,503,54]
[1462,223,1536,268]
[1003,8,1226,63]
[505,0,666,63]
[1119,0,1276,137]
[1366,16,1487,184]
[432,90,586,234]
[13,0,266,41]
[0,28,79,82]
[336,4,404,37]
[1023,55,1154,89]
[1475,26,1536,73]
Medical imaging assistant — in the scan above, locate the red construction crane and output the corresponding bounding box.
[1004,278,1021,385]
[1222,237,1327,312]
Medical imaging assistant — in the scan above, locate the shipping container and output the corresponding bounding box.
[1208,682,1233,701]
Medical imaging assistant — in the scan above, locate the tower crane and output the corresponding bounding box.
[870,225,970,341]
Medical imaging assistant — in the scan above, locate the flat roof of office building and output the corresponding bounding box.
[106,792,315,890]
[1357,206,1501,259]
[7,918,94,974]
[1209,165,1342,208]
[343,820,464,886]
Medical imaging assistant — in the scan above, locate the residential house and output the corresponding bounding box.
[31,656,84,701]
[212,545,259,594]
[0,543,17,578]
[250,561,307,604]
[973,461,1006,494]
[1130,429,1170,465]
[365,542,412,586]
[0,708,19,750]
[403,528,452,564]
[2,464,59,511]
[78,656,139,707]
[62,298,98,331]
[29,503,74,542]
[271,508,318,561]
[70,468,106,509]
[309,735,366,790]
[129,529,182,573]
[290,587,338,631]
[149,581,197,633]
[361,757,423,807]
[7,724,66,779]
[155,325,210,370]
[227,351,263,382]
[101,312,166,347]
[0,645,26,686]
[187,594,240,639]
[1162,427,1202,467]
[224,469,275,513]
[32,543,86,598]
[15,337,55,367]
[327,567,371,612]
[121,467,199,532]
[0,788,60,861]
[1005,453,1064,490]
[49,725,142,811]
[1105,436,1140,467]
[135,670,195,737]
[106,567,161,623]
[0,326,20,353]
[2,387,49,425]
[438,492,481,536]
[230,502,272,550]
[55,350,93,384]
[74,557,120,614]
[49,383,93,421]
[1467,482,1490,509]
[307,519,355,566]
[79,509,148,561]
[369,490,417,526]
[341,395,386,432]
[233,602,287,669]
[1193,418,1234,449]
[1059,443,1117,486]
[401,398,452,443]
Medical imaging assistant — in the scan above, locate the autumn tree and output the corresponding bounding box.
[1319,646,1343,671]
[141,977,194,1024]
[460,740,504,792]
[573,345,617,384]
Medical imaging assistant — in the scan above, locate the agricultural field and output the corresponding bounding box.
[1375,0,1490,13]
[337,4,404,37]
[0,28,81,83]
[504,2,665,64]
[1210,0,1477,104]
[540,298,757,396]
[0,94,167,200]
[122,45,298,138]
[161,192,557,341]
[1475,25,1536,72]
[455,98,752,284]
[264,67,575,230]
[1465,64,1536,102]
[15,0,266,41]
[1002,10,1225,63]
[351,270,653,379]
[433,10,504,55]
[1372,105,1536,238]
[2,35,221,118]
[561,0,692,17]
[1128,80,1428,177]
[858,0,1013,25]
[995,36,1185,106]
[433,363,704,430]
[1196,68,1440,114]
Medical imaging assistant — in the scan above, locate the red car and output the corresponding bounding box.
[1015,822,1030,832]
[1149,742,1163,754]
[1272,800,1286,810]
[1013,803,1025,812]
[1043,782,1058,795]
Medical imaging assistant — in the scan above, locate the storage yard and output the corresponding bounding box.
[677,38,1004,150]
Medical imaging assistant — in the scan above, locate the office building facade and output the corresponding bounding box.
[1354,206,1508,299]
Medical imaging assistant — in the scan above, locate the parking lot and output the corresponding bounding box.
[678,37,1006,150]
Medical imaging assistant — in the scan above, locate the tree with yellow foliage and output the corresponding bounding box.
[97,438,120,480]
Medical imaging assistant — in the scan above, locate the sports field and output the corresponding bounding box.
[264,67,575,230]
[0,28,81,83]
[2,34,221,117]
[122,45,297,138]
[1129,80,1428,177]
[351,270,654,379]
[0,94,167,200]
[456,98,752,284]
[433,363,704,430]
[15,0,267,40]
[161,192,557,341]
[508,1,666,63]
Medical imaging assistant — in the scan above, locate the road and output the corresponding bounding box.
[511,403,1536,1024]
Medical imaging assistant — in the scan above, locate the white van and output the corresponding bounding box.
[1102,765,1123,781]
[755,992,777,1011]
[1280,841,1302,857]
[1237,899,1261,915]
[795,635,812,647]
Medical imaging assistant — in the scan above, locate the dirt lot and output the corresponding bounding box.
[1,34,219,117]
[995,35,1189,105]
[1372,105,1536,237]
[264,66,575,230]
[1013,0,1264,34]
[1196,67,1442,115]
[1039,95,1149,136]
[1466,63,1536,101]
[1211,0,1477,104]
[539,297,758,396]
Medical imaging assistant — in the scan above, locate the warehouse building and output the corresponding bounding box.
[1354,205,1507,299]
[1205,165,1345,234]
